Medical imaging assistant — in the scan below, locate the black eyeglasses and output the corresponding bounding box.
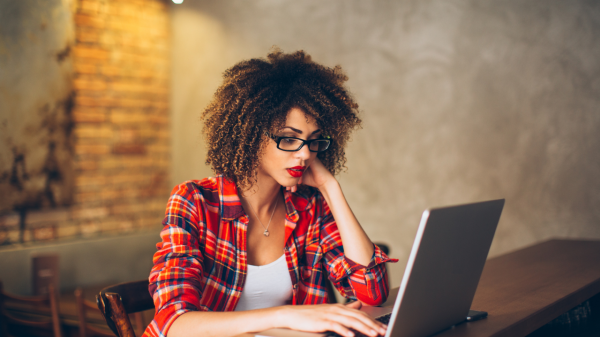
[265,132,331,152]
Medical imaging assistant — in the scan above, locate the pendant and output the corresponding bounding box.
[263,229,270,237]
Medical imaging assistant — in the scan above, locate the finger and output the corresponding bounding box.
[345,300,362,310]
[327,321,354,337]
[328,314,379,337]
[345,313,385,336]
[335,305,386,335]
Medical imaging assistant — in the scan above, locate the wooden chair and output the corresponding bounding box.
[97,280,154,337]
[0,281,62,337]
[75,288,115,336]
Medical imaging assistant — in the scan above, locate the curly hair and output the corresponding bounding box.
[201,48,362,190]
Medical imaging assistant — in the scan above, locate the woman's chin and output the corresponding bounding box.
[278,177,301,188]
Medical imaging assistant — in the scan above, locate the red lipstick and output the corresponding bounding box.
[287,166,306,178]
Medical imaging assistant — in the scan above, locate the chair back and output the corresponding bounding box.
[0,281,62,337]
[97,280,154,337]
[75,288,115,336]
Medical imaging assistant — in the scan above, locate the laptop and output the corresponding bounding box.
[257,198,505,337]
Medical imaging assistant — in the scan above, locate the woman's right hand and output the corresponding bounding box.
[276,301,387,337]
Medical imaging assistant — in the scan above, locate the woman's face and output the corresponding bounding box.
[258,107,321,188]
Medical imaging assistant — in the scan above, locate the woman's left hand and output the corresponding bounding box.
[287,158,335,193]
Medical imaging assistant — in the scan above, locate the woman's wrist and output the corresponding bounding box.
[272,305,291,329]
[317,178,340,202]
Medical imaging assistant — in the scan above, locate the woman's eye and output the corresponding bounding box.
[282,138,296,144]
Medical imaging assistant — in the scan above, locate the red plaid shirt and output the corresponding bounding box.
[143,176,396,337]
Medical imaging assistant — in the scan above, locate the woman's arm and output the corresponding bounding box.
[291,158,397,306]
[317,179,374,266]
[167,308,277,337]
[145,182,208,337]
[168,301,386,337]
[292,158,374,266]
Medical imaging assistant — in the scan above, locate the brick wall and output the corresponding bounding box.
[0,0,170,246]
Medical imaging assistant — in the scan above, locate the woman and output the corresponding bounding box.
[143,49,396,337]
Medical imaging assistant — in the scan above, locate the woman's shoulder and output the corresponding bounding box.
[169,177,221,202]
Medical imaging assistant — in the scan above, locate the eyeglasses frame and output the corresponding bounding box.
[264,131,331,152]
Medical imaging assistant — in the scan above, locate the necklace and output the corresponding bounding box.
[246,195,279,237]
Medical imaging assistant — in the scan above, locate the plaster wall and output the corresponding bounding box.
[170,0,600,288]
[0,0,75,212]
[0,231,157,294]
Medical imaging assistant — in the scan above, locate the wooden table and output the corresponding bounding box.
[10,239,591,337]
[239,239,600,337]
[434,238,600,336]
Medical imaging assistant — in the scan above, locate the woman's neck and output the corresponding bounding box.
[239,174,282,215]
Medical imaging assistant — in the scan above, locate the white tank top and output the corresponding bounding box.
[234,254,293,311]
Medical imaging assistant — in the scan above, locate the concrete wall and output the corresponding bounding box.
[170,0,600,288]
[0,0,75,213]
[0,231,158,294]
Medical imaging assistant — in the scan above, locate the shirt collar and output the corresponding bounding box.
[218,175,310,221]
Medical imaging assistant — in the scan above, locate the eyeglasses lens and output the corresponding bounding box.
[277,137,330,152]
[309,140,330,152]
[278,138,303,151]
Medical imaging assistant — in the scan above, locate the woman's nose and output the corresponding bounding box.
[295,143,312,160]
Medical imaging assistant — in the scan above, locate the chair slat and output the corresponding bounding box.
[2,293,50,303]
[105,293,136,337]
[3,311,55,327]
[0,281,62,337]
[101,280,154,313]
[98,280,155,336]
[97,294,120,336]
[75,288,115,336]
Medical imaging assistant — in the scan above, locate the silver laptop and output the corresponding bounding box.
[257,199,505,337]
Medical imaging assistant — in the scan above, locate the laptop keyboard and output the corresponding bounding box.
[375,313,392,325]
[375,313,391,325]
[324,313,391,337]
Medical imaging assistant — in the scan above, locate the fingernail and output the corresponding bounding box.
[371,330,377,336]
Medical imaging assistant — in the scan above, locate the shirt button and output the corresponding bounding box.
[293,284,298,289]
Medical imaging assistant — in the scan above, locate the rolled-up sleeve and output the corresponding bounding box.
[319,198,398,306]
[143,184,206,337]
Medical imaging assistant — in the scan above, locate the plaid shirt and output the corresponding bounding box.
[143,176,396,337]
